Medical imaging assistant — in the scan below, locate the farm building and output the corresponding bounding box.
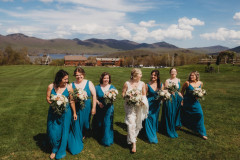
[64,55,87,66]
[96,58,123,66]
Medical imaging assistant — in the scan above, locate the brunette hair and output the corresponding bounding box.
[73,67,85,76]
[53,69,69,88]
[188,71,200,81]
[151,70,161,89]
[169,67,178,74]
[99,72,111,84]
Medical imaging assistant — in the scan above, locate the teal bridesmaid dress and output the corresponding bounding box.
[47,87,71,159]
[71,81,92,137]
[175,81,182,127]
[181,84,207,136]
[67,82,85,155]
[160,81,182,138]
[144,83,162,143]
[92,84,115,146]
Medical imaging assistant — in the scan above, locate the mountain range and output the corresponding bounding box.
[0,33,236,55]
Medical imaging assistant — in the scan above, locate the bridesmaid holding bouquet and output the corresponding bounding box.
[144,70,163,143]
[181,71,207,140]
[92,72,118,146]
[46,69,77,159]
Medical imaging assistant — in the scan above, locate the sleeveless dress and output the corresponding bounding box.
[144,83,162,143]
[92,84,116,146]
[124,81,149,144]
[181,84,207,136]
[160,79,182,138]
[71,81,92,137]
[47,87,71,159]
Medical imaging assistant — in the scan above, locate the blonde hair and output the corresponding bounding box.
[188,71,200,81]
[131,68,142,79]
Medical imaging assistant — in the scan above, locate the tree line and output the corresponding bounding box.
[0,46,31,65]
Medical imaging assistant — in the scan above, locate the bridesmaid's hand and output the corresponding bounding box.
[181,100,183,106]
[98,102,104,108]
[73,114,77,121]
[178,92,183,98]
[91,108,96,115]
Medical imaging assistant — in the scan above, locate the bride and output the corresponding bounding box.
[122,68,149,153]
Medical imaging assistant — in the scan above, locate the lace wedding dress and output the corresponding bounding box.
[124,81,149,144]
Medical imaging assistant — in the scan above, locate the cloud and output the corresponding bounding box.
[39,0,54,3]
[233,12,240,21]
[1,0,13,2]
[126,17,204,42]
[200,28,240,41]
[116,26,132,39]
[139,20,156,27]
[178,17,204,31]
[55,0,151,12]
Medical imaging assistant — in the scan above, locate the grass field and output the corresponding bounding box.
[0,64,239,160]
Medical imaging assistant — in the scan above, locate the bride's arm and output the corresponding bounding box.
[122,82,128,97]
[142,82,146,96]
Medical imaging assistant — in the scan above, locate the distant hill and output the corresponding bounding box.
[229,46,240,53]
[0,33,232,56]
[188,45,229,54]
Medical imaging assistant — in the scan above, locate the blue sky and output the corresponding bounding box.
[0,0,240,48]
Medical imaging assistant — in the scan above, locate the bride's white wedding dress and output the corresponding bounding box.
[124,81,149,144]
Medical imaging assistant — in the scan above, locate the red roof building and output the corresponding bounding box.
[64,55,87,66]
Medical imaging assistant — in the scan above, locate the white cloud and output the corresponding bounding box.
[39,0,54,3]
[233,12,240,21]
[139,20,156,27]
[56,0,151,12]
[178,17,204,31]
[127,17,203,42]
[116,26,132,39]
[200,28,240,41]
[6,26,49,37]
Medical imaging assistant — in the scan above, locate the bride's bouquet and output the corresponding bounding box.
[192,88,207,100]
[125,89,143,107]
[71,88,88,109]
[166,81,178,93]
[104,89,118,104]
[50,94,68,115]
[156,90,171,101]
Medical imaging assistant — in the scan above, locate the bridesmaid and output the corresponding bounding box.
[92,72,116,146]
[181,71,207,140]
[122,68,149,153]
[160,68,183,138]
[144,70,163,143]
[46,69,77,159]
[70,67,96,139]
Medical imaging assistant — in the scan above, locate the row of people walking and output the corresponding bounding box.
[46,67,207,159]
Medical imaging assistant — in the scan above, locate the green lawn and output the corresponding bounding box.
[0,64,239,159]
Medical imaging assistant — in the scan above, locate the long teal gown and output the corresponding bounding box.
[160,81,183,138]
[92,84,115,146]
[175,82,182,127]
[47,87,71,159]
[144,83,162,143]
[67,82,86,155]
[181,84,207,136]
[71,81,92,137]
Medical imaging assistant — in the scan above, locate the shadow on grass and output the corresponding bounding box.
[114,130,130,149]
[179,128,202,138]
[33,133,51,154]
[115,122,127,131]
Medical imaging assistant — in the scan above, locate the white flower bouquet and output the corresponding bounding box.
[192,88,207,100]
[104,89,118,104]
[50,94,68,115]
[125,89,143,107]
[166,81,178,93]
[156,90,171,101]
[71,88,88,109]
